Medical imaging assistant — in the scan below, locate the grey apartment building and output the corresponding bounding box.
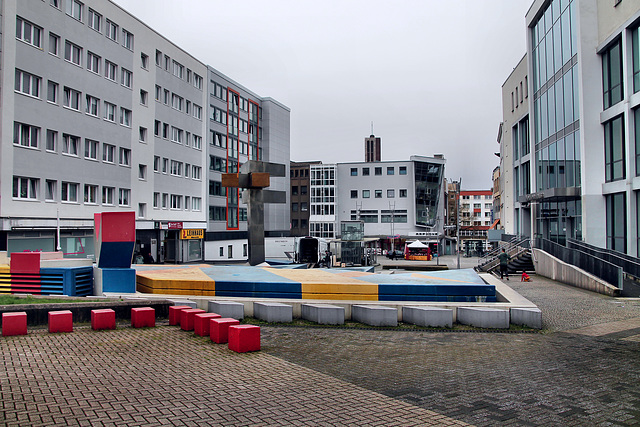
[2,0,290,262]
[500,0,640,256]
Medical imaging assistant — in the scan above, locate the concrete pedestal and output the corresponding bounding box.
[301,304,345,325]
[253,302,292,323]
[208,301,244,320]
[402,306,453,328]
[352,305,397,327]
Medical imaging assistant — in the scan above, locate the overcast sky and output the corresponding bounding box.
[113,0,532,189]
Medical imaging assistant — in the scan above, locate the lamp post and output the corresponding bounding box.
[456,178,462,269]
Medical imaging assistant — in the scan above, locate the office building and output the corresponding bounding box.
[365,134,381,162]
[309,163,338,239]
[458,190,493,255]
[289,161,320,237]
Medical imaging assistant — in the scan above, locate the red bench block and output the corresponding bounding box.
[181,309,205,331]
[169,305,192,326]
[210,318,240,344]
[131,307,155,328]
[48,310,73,333]
[2,312,27,337]
[194,313,221,337]
[91,309,116,331]
[228,325,261,353]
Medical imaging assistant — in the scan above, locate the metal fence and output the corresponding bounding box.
[567,238,640,278]
[536,238,623,290]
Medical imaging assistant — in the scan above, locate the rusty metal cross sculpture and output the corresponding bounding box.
[221,160,286,266]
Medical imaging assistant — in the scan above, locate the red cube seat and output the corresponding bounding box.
[169,305,192,326]
[91,309,116,331]
[48,310,73,333]
[2,312,27,337]
[193,313,221,336]
[181,309,205,331]
[210,318,240,344]
[131,307,155,328]
[228,325,261,353]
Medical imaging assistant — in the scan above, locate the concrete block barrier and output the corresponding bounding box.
[48,310,73,333]
[2,312,28,336]
[253,302,292,323]
[301,304,345,325]
[352,305,397,327]
[228,325,261,353]
[510,307,542,329]
[208,301,244,320]
[402,306,453,328]
[457,307,509,329]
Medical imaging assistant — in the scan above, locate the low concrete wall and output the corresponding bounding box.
[532,249,620,297]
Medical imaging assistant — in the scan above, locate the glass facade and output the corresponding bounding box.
[602,38,623,110]
[309,164,337,238]
[604,115,625,182]
[414,161,443,227]
[634,26,640,93]
[606,193,626,253]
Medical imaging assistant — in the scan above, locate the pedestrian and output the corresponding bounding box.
[521,270,531,282]
[498,248,511,280]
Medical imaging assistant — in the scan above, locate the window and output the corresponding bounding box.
[170,160,183,176]
[84,139,98,160]
[172,60,184,79]
[184,196,190,211]
[193,104,202,120]
[193,135,202,150]
[16,17,42,48]
[192,166,202,180]
[66,0,83,20]
[164,89,169,105]
[85,94,99,116]
[350,168,358,176]
[171,94,183,111]
[184,164,191,178]
[64,41,82,66]
[171,127,183,144]
[193,73,203,89]
[63,87,81,110]
[162,158,168,173]
[47,81,58,103]
[13,122,39,148]
[187,69,192,83]
[375,190,382,198]
[139,127,147,142]
[153,192,159,208]
[153,156,160,172]
[50,0,60,9]
[375,167,382,176]
[119,147,131,166]
[362,167,370,176]
[120,108,131,127]
[155,50,162,66]
[61,182,79,202]
[103,101,116,122]
[170,195,182,209]
[15,70,41,97]
[164,55,170,71]
[105,60,117,81]
[399,189,408,198]
[88,9,101,32]
[602,38,623,109]
[102,186,115,205]
[122,29,133,50]
[46,130,57,152]
[192,197,202,212]
[84,184,98,204]
[118,188,130,206]
[292,203,299,212]
[102,143,115,163]
[13,177,38,200]
[634,26,640,93]
[387,189,395,198]
[301,202,308,211]
[387,167,395,175]
[604,115,625,182]
[138,164,147,180]
[140,90,148,106]
[399,166,407,175]
[162,193,168,208]
[121,68,132,88]
[45,180,56,201]
[49,33,59,55]
[87,51,101,74]
[606,192,626,253]
[138,203,146,218]
[362,190,370,198]
[62,134,79,156]
[350,190,358,198]
[106,20,118,42]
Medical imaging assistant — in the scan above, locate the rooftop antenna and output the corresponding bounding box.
[371,121,374,135]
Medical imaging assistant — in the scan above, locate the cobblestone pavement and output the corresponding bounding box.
[2,272,640,426]
[262,274,640,426]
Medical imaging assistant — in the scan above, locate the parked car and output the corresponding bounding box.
[386,250,404,260]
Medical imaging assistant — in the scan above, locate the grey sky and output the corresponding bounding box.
[112,0,531,189]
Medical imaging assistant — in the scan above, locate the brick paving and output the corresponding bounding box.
[1,269,640,426]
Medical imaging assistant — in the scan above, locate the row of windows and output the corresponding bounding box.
[152,193,202,211]
[152,156,202,180]
[209,156,239,173]
[349,166,407,176]
[291,219,308,229]
[154,85,202,119]
[461,203,493,210]
[208,206,248,222]
[461,195,492,200]
[153,120,202,149]
[291,186,308,196]
[155,49,203,90]
[350,189,408,199]
[13,175,130,205]
[211,82,260,120]
[348,209,408,223]
[511,76,529,112]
